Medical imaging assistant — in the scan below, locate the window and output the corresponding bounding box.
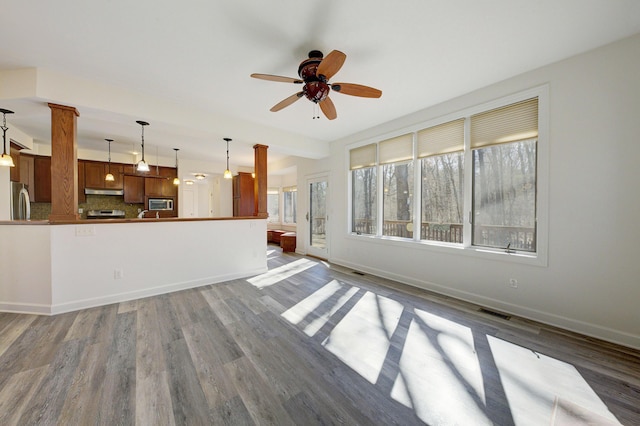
[350,144,377,235]
[380,134,413,238]
[471,98,538,252]
[348,92,542,259]
[283,186,297,224]
[418,119,465,243]
[267,188,279,223]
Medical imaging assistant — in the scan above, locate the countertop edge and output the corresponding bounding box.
[0,216,265,225]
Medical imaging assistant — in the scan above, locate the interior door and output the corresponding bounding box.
[307,176,328,259]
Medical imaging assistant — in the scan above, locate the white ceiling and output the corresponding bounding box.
[2,0,640,168]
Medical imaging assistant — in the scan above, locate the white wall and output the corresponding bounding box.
[325,34,640,349]
[0,219,267,314]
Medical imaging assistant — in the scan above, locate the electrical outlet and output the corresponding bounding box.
[509,278,518,288]
[75,225,96,237]
[114,269,123,279]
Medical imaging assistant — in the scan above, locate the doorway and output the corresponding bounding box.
[306,175,328,259]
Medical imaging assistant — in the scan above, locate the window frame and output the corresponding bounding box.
[346,86,549,267]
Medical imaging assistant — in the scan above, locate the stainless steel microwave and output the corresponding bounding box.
[148,198,174,211]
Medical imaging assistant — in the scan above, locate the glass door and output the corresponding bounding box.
[307,176,328,259]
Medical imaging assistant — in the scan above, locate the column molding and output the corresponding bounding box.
[48,103,79,222]
[253,144,268,218]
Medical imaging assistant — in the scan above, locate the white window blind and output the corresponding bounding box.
[350,144,377,170]
[417,118,465,158]
[379,133,413,164]
[470,98,538,148]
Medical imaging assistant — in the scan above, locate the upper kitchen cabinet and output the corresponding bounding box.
[84,161,124,189]
[78,161,86,203]
[123,175,144,203]
[33,155,51,202]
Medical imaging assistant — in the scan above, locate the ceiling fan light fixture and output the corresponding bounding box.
[0,108,15,167]
[136,120,150,172]
[223,137,232,179]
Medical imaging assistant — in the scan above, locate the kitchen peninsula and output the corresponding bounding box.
[0,216,267,314]
[1,103,270,316]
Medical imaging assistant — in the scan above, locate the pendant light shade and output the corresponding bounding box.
[136,120,150,172]
[223,137,232,179]
[0,108,15,167]
[173,148,180,185]
[105,138,115,181]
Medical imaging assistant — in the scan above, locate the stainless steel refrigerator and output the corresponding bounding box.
[10,182,31,220]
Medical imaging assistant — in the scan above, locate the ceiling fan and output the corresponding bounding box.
[251,50,382,120]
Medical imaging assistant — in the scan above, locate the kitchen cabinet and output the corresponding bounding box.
[78,161,85,203]
[124,175,144,203]
[145,175,177,197]
[233,172,254,217]
[33,156,51,202]
[85,161,124,189]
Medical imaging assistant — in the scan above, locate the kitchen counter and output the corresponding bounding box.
[0,216,259,225]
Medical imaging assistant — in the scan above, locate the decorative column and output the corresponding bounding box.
[253,144,268,218]
[48,103,79,221]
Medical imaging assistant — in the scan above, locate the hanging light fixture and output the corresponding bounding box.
[136,120,150,172]
[173,148,180,185]
[105,138,115,181]
[223,137,232,179]
[0,108,15,167]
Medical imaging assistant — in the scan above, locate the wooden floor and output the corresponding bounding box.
[0,246,638,425]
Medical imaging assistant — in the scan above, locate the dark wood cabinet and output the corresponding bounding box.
[78,161,85,203]
[233,172,255,217]
[124,175,144,203]
[34,156,51,202]
[84,161,123,189]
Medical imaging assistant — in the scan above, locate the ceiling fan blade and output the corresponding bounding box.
[270,92,304,112]
[251,73,303,84]
[331,83,382,98]
[316,50,346,80]
[319,97,337,120]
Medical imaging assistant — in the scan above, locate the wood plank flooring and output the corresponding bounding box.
[0,246,638,425]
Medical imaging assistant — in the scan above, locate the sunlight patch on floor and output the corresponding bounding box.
[280,281,620,425]
[393,309,491,425]
[488,336,621,425]
[281,279,360,336]
[248,258,317,288]
[322,291,404,384]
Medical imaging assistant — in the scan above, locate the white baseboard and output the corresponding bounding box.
[0,266,267,316]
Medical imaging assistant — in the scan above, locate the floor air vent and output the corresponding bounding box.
[352,271,365,276]
[478,308,511,320]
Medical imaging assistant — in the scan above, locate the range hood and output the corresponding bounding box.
[85,188,124,196]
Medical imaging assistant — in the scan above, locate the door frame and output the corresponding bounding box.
[305,173,329,259]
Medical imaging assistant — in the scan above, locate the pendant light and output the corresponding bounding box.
[0,108,15,167]
[105,138,115,181]
[136,120,150,172]
[173,148,180,185]
[223,137,232,179]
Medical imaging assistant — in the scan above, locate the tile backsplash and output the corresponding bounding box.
[30,195,144,220]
